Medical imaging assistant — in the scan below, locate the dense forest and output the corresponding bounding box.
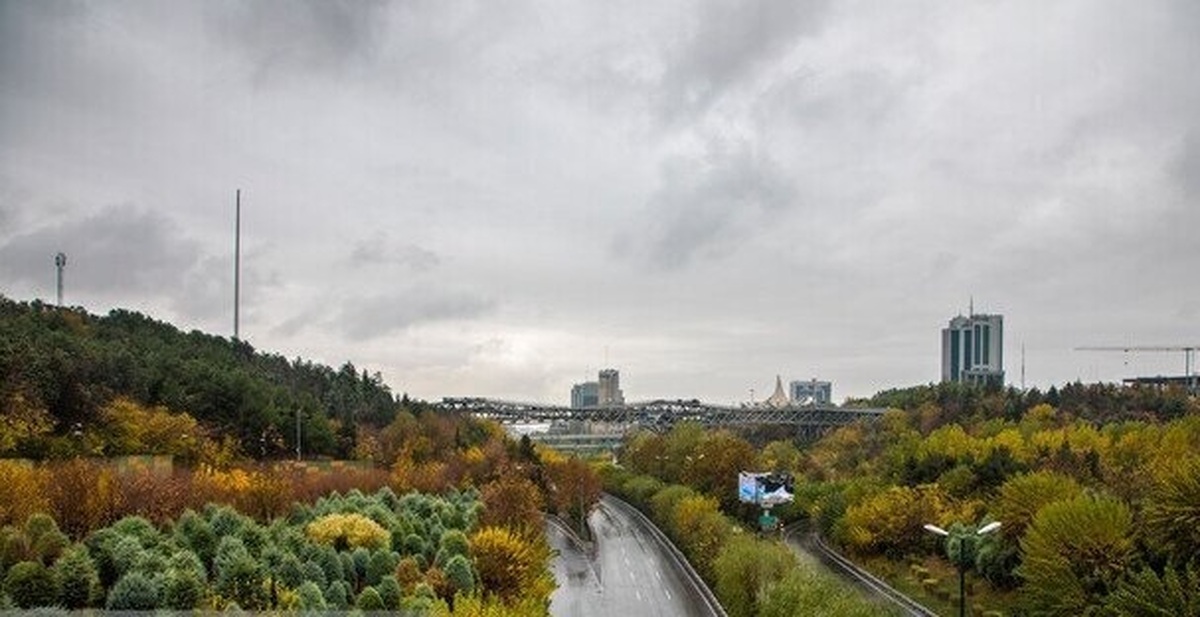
[0,295,413,460]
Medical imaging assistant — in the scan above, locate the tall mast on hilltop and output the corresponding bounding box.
[54,252,66,307]
[234,189,241,341]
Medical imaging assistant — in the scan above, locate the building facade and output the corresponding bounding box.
[570,381,599,409]
[598,368,624,407]
[789,379,832,405]
[941,312,1004,387]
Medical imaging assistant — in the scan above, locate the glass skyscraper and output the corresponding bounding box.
[941,312,1004,387]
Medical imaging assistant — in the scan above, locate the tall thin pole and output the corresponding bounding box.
[234,189,241,341]
[54,252,66,307]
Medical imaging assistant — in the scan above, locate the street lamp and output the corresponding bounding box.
[924,521,1002,617]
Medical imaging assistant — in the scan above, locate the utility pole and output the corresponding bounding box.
[54,252,66,307]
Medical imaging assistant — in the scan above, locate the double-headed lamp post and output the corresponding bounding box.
[923,521,1001,617]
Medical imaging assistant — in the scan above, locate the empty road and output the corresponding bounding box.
[548,496,717,617]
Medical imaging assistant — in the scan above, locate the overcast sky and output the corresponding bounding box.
[2,1,1199,405]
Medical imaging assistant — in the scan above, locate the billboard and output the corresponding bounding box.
[738,471,794,506]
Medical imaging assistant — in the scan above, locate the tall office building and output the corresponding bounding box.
[942,311,1004,387]
[790,379,832,405]
[571,382,599,409]
[598,369,624,407]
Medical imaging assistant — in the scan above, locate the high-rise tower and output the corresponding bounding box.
[598,369,624,407]
[942,311,1004,387]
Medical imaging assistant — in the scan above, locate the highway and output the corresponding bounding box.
[547,496,718,617]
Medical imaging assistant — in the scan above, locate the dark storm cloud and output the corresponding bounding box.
[0,205,201,297]
[339,289,495,341]
[207,0,390,81]
[349,232,440,272]
[619,141,795,269]
[656,0,830,123]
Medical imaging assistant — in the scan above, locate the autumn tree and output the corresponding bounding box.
[1018,494,1134,614]
[478,472,544,534]
[1142,456,1200,564]
[469,526,553,602]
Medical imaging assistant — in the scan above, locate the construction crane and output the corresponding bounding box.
[1075,346,1199,393]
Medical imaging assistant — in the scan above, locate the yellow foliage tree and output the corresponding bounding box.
[469,526,554,603]
[840,485,953,557]
[306,513,389,551]
[0,461,47,528]
[0,393,54,455]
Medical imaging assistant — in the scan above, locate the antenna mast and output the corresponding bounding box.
[1021,343,1026,391]
[54,252,66,307]
[234,189,241,341]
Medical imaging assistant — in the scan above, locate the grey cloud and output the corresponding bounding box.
[207,0,390,82]
[657,0,830,123]
[340,288,495,341]
[349,232,440,272]
[0,205,201,298]
[619,142,795,269]
[1174,132,1200,200]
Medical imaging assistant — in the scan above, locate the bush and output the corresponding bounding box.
[296,581,326,610]
[306,513,389,551]
[437,529,469,565]
[443,553,476,596]
[324,580,349,609]
[54,544,100,608]
[161,567,205,609]
[377,574,402,610]
[366,549,398,585]
[5,560,60,608]
[713,535,796,617]
[356,585,384,610]
[106,571,159,610]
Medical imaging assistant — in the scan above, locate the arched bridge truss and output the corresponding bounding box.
[436,397,887,439]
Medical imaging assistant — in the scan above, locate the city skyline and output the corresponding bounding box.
[2,2,1198,404]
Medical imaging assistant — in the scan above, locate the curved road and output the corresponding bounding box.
[547,497,715,617]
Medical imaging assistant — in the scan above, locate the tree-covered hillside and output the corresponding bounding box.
[0,296,414,460]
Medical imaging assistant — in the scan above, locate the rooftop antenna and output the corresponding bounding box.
[1021,343,1026,391]
[54,252,66,307]
[234,189,241,341]
[969,295,974,316]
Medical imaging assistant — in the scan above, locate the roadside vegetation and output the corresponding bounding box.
[610,383,1200,615]
[599,424,897,617]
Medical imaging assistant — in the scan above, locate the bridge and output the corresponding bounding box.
[436,397,888,441]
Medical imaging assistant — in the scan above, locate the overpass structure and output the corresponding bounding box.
[437,397,888,440]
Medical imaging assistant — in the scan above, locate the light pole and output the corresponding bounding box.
[924,521,1001,617]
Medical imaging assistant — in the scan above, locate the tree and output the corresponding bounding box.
[356,586,384,610]
[443,553,476,596]
[992,470,1082,540]
[106,571,159,610]
[713,535,796,617]
[478,473,544,534]
[469,526,553,602]
[4,560,59,608]
[670,495,732,581]
[1142,456,1200,564]
[1018,494,1134,614]
[1104,565,1200,616]
[54,544,100,608]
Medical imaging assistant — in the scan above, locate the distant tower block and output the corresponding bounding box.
[54,252,66,307]
[598,369,624,407]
